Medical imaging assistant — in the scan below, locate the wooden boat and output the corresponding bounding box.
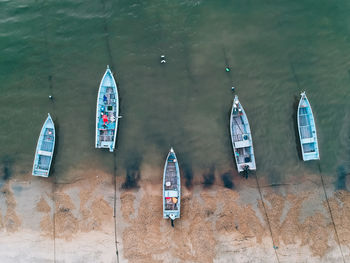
[230,95,256,172]
[163,147,181,226]
[32,113,55,177]
[297,92,320,161]
[95,66,119,152]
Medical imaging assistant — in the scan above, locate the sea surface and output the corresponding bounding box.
[1,0,350,186]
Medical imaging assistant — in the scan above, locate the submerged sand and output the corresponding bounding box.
[0,164,349,262]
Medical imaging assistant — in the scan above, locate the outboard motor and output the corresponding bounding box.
[242,165,249,179]
[170,214,175,227]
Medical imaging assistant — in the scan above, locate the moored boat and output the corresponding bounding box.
[95,65,119,152]
[297,91,320,161]
[163,147,181,226]
[230,95,256,173]
[32,113,55,177]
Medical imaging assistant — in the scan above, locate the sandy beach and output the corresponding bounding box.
[0,163,349,263]
[1,0,350,261]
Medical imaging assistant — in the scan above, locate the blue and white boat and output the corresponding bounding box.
[163,148,181,226]
[297,92,320,161]
[95,66,119,152]
[230,95,256,172]
[32,113,55,177]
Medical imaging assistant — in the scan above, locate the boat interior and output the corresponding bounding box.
[298,99,319,160]
[41,128,54,152]
[302,143,316,153]
[37,128,54,170]
[98,86,117,143]
[99,129,114,142]
[38,155,51,170]
[231,107,256,170]
[298,107,313,139]
[164,156,179,211]
[231,114,246,140]
[235,147,252,164]
[299,105,317,154]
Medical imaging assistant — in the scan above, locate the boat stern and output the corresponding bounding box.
[237,162,256,173]
[164,211,180,220]
[96,141,115,152]
[32,168,50,177]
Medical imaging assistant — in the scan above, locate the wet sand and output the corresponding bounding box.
[0,164,349,262]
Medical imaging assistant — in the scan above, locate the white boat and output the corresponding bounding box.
[163,148,181,226]
[32,113,55,177]
[95,66,119,152]
[230,95,256,172]
[297,92,320,161]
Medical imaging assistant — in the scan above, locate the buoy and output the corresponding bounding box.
[225,67,230,72]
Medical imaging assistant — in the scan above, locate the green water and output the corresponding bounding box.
[1,0,350,185]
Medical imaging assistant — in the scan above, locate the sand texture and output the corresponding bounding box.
[0,165,349,262]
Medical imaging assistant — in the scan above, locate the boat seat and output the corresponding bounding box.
[301,137,315,144]
[35,168,49,172]
[234,139,251,148]
[38,150,52,156]
[165,190,178,198]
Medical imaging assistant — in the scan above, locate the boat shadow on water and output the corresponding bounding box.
[179,154,193,189]
[264,167,282,186]
[48,117,59,179]
[292,95,303,161]
[221,171,234,189]
[335,165,348,191]
[2,155,13,181]
[202,165,215,188]
[122,153,142,189]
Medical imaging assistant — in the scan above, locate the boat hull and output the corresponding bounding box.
[32,114,55,177]
[163,148,181,220]
[297,92,320,161]
[230,96,256,172]
[95,66,119,152]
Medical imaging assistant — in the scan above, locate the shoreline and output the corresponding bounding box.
[0,165,349,262]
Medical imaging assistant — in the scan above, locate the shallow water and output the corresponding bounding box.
[1,0,350,185]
